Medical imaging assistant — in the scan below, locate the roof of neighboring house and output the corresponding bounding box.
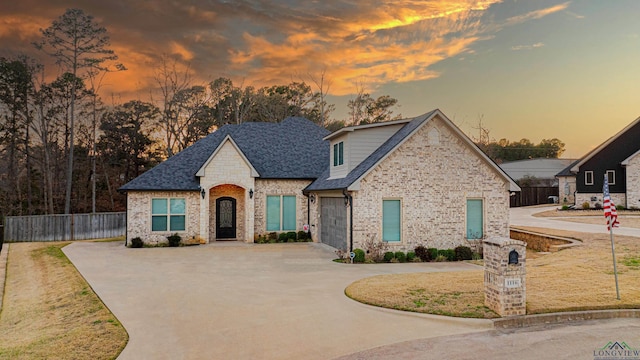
[556,159,581,177]
[499,158,578,180]
[569,115,640,173]
[119,117,330,191]
[305,109,520,193]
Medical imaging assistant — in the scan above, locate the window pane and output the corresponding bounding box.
[170,198,185,214]
[266,196,281,231]
[382,200,401,242]
[333,144,338,166]
[170,215,186,231]
[152,216,167,231]
[282,196,296,231]
[152,199,167,214]
[338,142,344,165]
[467,199,483,239]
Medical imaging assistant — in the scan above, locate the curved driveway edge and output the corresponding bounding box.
[63,241,491,360]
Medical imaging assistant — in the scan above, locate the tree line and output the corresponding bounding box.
[0,8,403,217]
[1,8,565,218]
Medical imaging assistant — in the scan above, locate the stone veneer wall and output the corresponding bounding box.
[557,176,576,205]
[253,179,312,237]
[209,185,245,241]
[626,154,640,209]
[350,116,510,252]
[484,237,526,317]
[126,191,200,245]
[575,193,626,208]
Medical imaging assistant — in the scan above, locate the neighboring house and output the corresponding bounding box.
[499,158,576,206]
[556,116,640,209]
[120,109,520,251]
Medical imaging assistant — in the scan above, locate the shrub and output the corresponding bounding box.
[434,254,448,262]
[428,248,438,261]
[383,251,395,262]
[594,202,602,210]
[616,204,625,210]
[130,237,144,248]
[353,248,366,263]
[561,205,570,210]
[406,251,416,262]
[277,233,288,242]
[472,251,483,261]
[582,202,590,210]
[394,251,406,263]
[268,232,278,241]
[414,245,430,262]
[286,231,297,242]
[297,231,308,241]
[363,234,388,262]
[454,246,473,261]
[437,249,456,261]
[167,233,181,247]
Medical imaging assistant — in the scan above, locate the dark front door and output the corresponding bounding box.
[216,197,236,239]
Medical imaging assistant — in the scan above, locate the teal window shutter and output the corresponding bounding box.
[466,199,483,239]
[382,200,401,242]
[282,196,296,231]
[266,196,281,231]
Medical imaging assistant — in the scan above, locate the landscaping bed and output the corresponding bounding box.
[345,227,640,319]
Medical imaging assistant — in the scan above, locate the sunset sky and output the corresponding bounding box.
[1,0,639,158]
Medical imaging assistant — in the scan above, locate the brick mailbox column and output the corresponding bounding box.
[483,237,526,317]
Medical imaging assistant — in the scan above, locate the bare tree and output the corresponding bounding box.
[34,8,120,214]
[308,69,334,127]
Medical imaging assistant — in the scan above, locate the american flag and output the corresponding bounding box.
[603,174,620,231]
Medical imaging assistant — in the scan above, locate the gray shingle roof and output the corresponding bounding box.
[556,159,581,177]
[119,117,330,191]
[304,110,437,192]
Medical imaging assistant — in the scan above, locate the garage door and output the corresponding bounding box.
[320,197,347,250]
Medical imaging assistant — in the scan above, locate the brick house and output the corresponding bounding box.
[120,109,519,250]
[556,116,640,209]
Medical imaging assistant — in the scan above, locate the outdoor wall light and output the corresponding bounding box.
[200,187,206,199]
[309,194,316,204]
[249,189,254,199]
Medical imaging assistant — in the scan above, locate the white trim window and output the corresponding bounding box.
[151,198,186,232]
[606,170,615,185]
[585,171,594,185]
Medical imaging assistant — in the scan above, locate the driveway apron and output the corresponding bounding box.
[63,242,490,359]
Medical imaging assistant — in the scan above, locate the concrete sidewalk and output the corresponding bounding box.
[510,205,640,237]
[63,242,491,360]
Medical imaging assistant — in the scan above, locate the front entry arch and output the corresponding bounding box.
[216,197,236,239]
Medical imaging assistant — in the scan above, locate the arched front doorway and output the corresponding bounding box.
[209,184,245,241]
[216,197,236,239]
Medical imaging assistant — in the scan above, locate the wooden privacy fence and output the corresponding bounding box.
[3,212,126,242]
[510,187,559,207]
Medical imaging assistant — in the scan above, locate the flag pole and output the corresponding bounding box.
[608,215,621,300]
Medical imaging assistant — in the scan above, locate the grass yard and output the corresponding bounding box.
[0,242,128,359]
[345,227,640,318]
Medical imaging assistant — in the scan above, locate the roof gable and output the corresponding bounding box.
[195,135,259,177]
[571,115,640,172]
[305,109,520,192]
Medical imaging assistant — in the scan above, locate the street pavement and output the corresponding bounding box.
[510,205,640,237]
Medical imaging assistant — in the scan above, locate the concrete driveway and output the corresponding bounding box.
[63,242,490,360]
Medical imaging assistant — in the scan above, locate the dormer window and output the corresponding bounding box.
[333,142,344,166]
